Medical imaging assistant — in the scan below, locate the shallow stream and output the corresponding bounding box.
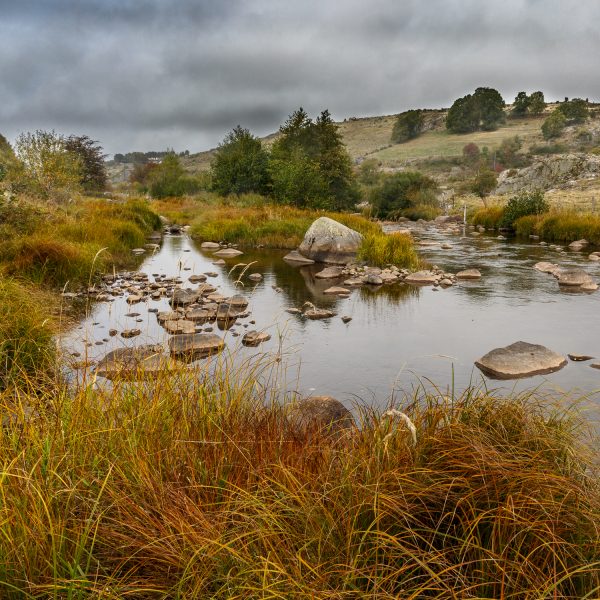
[62,223,600,413]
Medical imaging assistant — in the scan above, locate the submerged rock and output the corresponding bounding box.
[283,250,316,265]
[556,268,595,288]
[315,266,344,279]
[298,217,363,265]
[475,341,567,379]
[568,353,594,362]
[213,248,244,257]
[95,345,172,380]
[323,286,351,295]
[456,269,482,279]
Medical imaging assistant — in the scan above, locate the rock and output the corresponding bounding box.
[286,308,302,315]
[475,341,567,379]
[157,310,182,324]
[404,271,437,285]
[556,268,595,287]
[304,307,336,320]
[324,286,351,295]
[315,266,344,279]
[121,329,141,339]
[456,269,482,279]
[590,363,600,370]
[287,396,353,435]
[201,241,221,249]
[168,333,225,359]
[213,248,244,257]
[343,278,364,287]
[108,328,117,337]
[144,243,160,251]
[171,288,198,307]
[189,274,207,283]
[184,308,213,323]
[131,248,146,254]
[297,217,363,264]
[242,330,271,347]
[126,295,143,304]
[248,273,263,281]
[568,353,594,362]
[439,278,453,287]
[216,303,239,324]
[228,295,249,309]
[364,273,383,285]
[582,282,599,292]
[95,345,173,380]
[341,316,352,323]
[212,260,226,266]
[169,224,183,234]
[534,261,560,275]
[441,244,452,250]
[163,319,196,335]
[283,250,316,265]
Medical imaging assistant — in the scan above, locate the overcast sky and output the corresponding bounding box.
[1,0,598,155]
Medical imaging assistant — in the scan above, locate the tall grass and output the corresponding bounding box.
[515,211,600,244]
[189,203,381,249]
[0,278,56,388]
[358,231,420,268]
[471,205,506,229]
[0,360,598,598]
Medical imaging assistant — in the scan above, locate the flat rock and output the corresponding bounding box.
[297,217,363,265]
[95,345,173,380]
[168,333,225,359]
[189,274,207,283]
[121,329,141,339]
[228,294,249,309]
[456,269,482,279]
[556,268,595,287]
[242,330,271,347]
[283,250,316,265]
[213,248,244,257]
[163,319,196,335]
[568,353,594,362]
[315,266,344,279]
[171,288,198,307]
[324,286,351,295]
[201,241,221,249]
[475,341,567,380]
[534,261,560,275]
[184,308,213,323]
[304,307,336,320]
[248,273,263,281]
[404,271,437,285]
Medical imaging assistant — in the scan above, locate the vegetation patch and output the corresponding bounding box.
[515,211,600,244]
[358,231,419,268]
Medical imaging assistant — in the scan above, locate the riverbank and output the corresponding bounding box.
[1,360,598,598]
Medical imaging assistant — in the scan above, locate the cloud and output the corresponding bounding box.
[0,0,598,154]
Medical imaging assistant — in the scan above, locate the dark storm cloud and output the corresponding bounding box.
[1,0,599,154]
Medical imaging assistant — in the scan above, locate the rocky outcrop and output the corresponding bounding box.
[475,341,567,379]
[298,217,363,265]
[496,154,600,194]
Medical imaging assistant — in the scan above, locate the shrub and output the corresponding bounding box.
[471,168,498,199]
[557,98,589,124]
[371,171,438,219]
[400,203,442,221]
[501,190,549,228]
[541,111,567,140]
[462,142,480,165]
[358,231,419,268]
[529,143,567,155]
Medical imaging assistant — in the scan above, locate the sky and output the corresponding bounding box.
[1,0,599,156]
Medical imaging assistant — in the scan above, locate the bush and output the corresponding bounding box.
[541,111,567,140]
[149,154,201,198]
[371,171,438,219]
[500,190,549,228]
[400,203,442,221]
[447,87,505,133]
[557,98,589,124]
[529,143,567,155]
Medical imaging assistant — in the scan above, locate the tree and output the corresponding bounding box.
[211,125,270,196]
[148,153,199,198]
[14,130,82,199]
[64,135,107,191]
[471,169,498,203]
[446,87,505,133]
[528,91,546,116]
[371,171,437,218]
[391,110,424,143]
[269,108,358,210]
[541,111,567,140]
[497,136,523,168]
[557,98,588,123]
[511,91,530,117]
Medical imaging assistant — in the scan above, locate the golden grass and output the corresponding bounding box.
[0,359,598,598]
[358,231,419,269]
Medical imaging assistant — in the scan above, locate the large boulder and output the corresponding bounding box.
[475,341,567,379]
[287,396,354,435]
[298,217,363,265]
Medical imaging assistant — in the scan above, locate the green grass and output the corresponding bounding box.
[358,231,420,268]
[0,361,598,598]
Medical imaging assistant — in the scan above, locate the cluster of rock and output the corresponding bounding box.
[534,262,598,291]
